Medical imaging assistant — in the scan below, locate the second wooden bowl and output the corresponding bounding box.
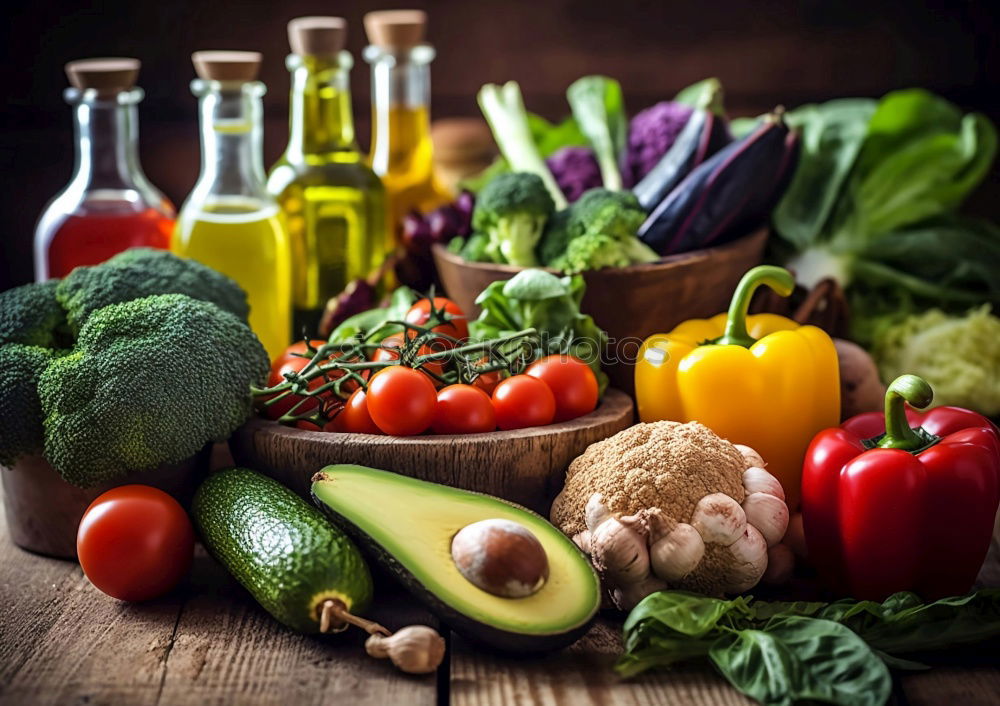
[433,228,768,392]
[229,389,634,514]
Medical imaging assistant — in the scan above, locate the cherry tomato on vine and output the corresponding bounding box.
[262,340,354,420]
[77,485,195,602]
[372,333,446,380]
[366,366,438,436]
[491,375,556,430]
[405,297,469,342]
[526,355,599,422]
[433,384,496,435]
[467,355,504,396]
[332,388,382,435]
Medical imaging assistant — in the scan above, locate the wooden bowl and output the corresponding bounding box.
[229,389,634,514]
[433,228,768,392]
[1,450,210,560]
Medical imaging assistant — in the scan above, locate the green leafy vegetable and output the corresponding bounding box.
[771,89,998,342]
[477,81,567,209]
[674,77,725,116]
[617,590,1000,705]
[566,76,627,191]
[328,287,419,343]
[469,269,608,392]
[472,172,555,266]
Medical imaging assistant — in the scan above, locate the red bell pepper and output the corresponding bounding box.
[802,374,1000,601]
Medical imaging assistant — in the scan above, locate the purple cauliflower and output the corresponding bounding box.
[627,101,695,184]
[546,146,603,203]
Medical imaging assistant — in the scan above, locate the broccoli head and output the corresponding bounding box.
[0,280,72,348]
[536,209,573,266]
[56,248,250,332]
[566,188,647,242]
[472,172,555,266]
[39,293,269,487]
[0,344,65,467]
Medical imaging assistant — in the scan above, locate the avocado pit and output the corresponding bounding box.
[451,519,550,598]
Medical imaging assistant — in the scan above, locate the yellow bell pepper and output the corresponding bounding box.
[635,266,839,509]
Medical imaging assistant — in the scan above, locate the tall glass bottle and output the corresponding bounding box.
[363,10,452,243]
[172,51,292,360]
[268,17,389,336]
[34,58,174,280]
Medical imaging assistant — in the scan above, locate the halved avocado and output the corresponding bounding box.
[311,464,600,652]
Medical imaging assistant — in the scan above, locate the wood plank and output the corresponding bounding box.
[156,556,439,706]
[0,495,182,706]
[449,617,751,706]
[900,667,1000,706]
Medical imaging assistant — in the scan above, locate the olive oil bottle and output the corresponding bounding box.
[172,51,292,359]
[268,17,388,337]
[363,10,452,244]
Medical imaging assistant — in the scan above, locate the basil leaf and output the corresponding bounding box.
[623,590,751,639]
[709,617,891,706]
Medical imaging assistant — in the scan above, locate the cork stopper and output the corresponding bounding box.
[65,58,140,93]
[288,16,347,56]
[364,10,427,50]
[191,51,262,82]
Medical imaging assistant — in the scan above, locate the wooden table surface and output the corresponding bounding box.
[1,488,998,706]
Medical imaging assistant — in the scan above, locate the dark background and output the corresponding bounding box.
[2,0,998,290]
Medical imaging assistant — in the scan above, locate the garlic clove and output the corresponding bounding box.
[742,466,785,501]
[734,444,765,470]
[585,493,611,533]
[690,493,747,547]
[572,530,592,554]
[589,513,650,583]
[724,524,769,593]
[742,492,789,547]
[365,625,446,675]
[650,522,705,582]
[762,543,794,585]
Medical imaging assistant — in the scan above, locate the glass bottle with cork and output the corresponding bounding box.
[363,10,452,244]
[34,58,175,280]
[268,17,389,337]
[171,51,292,360]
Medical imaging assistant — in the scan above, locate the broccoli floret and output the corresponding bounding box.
[56,248,250,332]
[0,344,66,467]
[536,209,573,266]
[39,293,269,487]
[461,233,492,262]
[546,188,659,272]
[0,281,72,348]
[472,172,555,266]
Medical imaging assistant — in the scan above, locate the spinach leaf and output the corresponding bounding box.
[709,617,891,706]
[772,99,876,250]
[567,76,627,191]
[328,287,418,343]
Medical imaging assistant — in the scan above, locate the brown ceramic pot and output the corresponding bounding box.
[2,449,210,560]
[432,228,768,392]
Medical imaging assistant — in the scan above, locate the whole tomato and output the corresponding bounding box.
[77,485,195,602]
[405,297,469,342]
[491,375,556,431]
[433,384,496,435]
[263,340,355,420]
[366,367,438,436]
[372,333,446,380]
[332,388,383,435]
[526,355,599,422]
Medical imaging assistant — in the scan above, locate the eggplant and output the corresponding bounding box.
[638,111,792,255]
[632,109,730,212]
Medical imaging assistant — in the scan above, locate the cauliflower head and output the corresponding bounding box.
[551,421,790,607]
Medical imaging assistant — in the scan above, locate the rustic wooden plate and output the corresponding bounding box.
[229,389,634,514]
[433,228,768,393]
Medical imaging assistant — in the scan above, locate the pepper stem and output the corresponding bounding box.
[714,266,795,347]
[877,375,934,451]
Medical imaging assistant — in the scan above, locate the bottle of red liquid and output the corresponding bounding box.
[34,58,175,280]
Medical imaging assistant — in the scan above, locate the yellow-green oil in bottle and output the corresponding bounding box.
[173,198,292,359]
[268,52,388,336]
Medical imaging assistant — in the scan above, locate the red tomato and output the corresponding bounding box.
[372,333,446,380]
[526,355,599,422]
[263,340,354,420]
[77,485,195,602]
[366,367,438,436]
[433,384,496,435]
[405,297,469,341]
[491,375,556,430]
[332,388,383,435]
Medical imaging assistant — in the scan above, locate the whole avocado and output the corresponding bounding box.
[193,468,373,633]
